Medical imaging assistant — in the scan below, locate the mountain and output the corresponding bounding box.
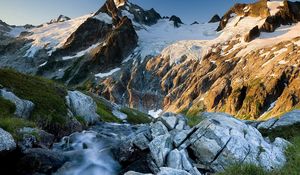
[93,0,300,120]
[0,0,300,120]
[1,0,300,174]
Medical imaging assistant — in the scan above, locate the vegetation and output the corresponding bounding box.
[180,109,204,127]
[96,100,122,123]
[120,107,152,124]
[0,117,36,140]
[0,69,69,135]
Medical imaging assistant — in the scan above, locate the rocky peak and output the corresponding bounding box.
[169,15,183,27]
[208,14,221,23]
[49,15,71,24]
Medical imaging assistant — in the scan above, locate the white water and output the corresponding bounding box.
[52,131,120,175]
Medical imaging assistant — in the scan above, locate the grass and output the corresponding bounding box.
[0,96,16,117]
[0,69,69,135]
[96,100,123,123]
[180,109,204,127]
[0,117,36,140]
[120,107,152,124]
[259,124,300,142]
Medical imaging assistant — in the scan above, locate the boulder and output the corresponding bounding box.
[269,110,300,129]
[150,121,168,138]
[16,148,66,174]
[188,113,289,172]
[149,134,173,167]
[161,113,178,130]
[167,149,182,169]
[66,91,99,124]
[18,127,55,150]
[0,128,16,153]
[0,89,34,119]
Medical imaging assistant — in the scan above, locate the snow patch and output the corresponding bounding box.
[38,61,48,67]
[95,68,121,78]
[267,1,284,16]
[8,27,26,37]
[94,13,113,24]
[62,43,100,60]
[148,109,163,118]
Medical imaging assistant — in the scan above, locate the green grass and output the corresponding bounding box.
[0,117,36,140]
[120,107,152,124]
[259,124,300,142]
[180,109,204,127]
[0,69,69,134]
[96,100,123,123]
[0,96,16,117]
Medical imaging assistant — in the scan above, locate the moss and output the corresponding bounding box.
[120,107,152,124]
[96,101,122,123]
[75,116,88,126]
[0,69,68,133]
[187,115,204,127]
[0,96,16,116]
[0,117,36,140]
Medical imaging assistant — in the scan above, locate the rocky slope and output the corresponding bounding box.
[94,0,300,120]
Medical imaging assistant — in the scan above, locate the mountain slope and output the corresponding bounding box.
[95,0,300,120]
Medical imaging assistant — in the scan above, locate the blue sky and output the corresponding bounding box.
[0,0,257,25]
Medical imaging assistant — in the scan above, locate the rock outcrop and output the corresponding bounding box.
[169,15,184,27]
[0,89,34,119]
[117,113,288,174]
[0,128,16,153]
[208,14,221,23]
[66,91,99,124]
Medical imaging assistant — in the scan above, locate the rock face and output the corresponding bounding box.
[208,14,221,23]
[66,91,99,124]
[97,0,300,120]
[0,89,34,119]
[169,15,184,27]
[188,113,288,172]
[118,113,289,175]
[0,128,16,153]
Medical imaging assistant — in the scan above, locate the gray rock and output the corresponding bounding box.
[0,89,34,119]
[150,121,168,138]
[18,127,55,149]
[161,114,178,130]
[188,113,289,172]
[173,130,189,147]
[17,148,66,174]
[149,134,173,167]
[270,110,300,129]
[66,91,99,124]
[0,128,16,152]
[157,167,191,175]
[257,118,278,130]
[167,149,182,169]
[133,132,150,150]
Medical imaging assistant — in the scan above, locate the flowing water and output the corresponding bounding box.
[52,122,136,175]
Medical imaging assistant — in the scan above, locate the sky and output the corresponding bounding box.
[0,0,259,26]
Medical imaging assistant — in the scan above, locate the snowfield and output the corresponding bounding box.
[24,14,92,57]
[133,19,219,63]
